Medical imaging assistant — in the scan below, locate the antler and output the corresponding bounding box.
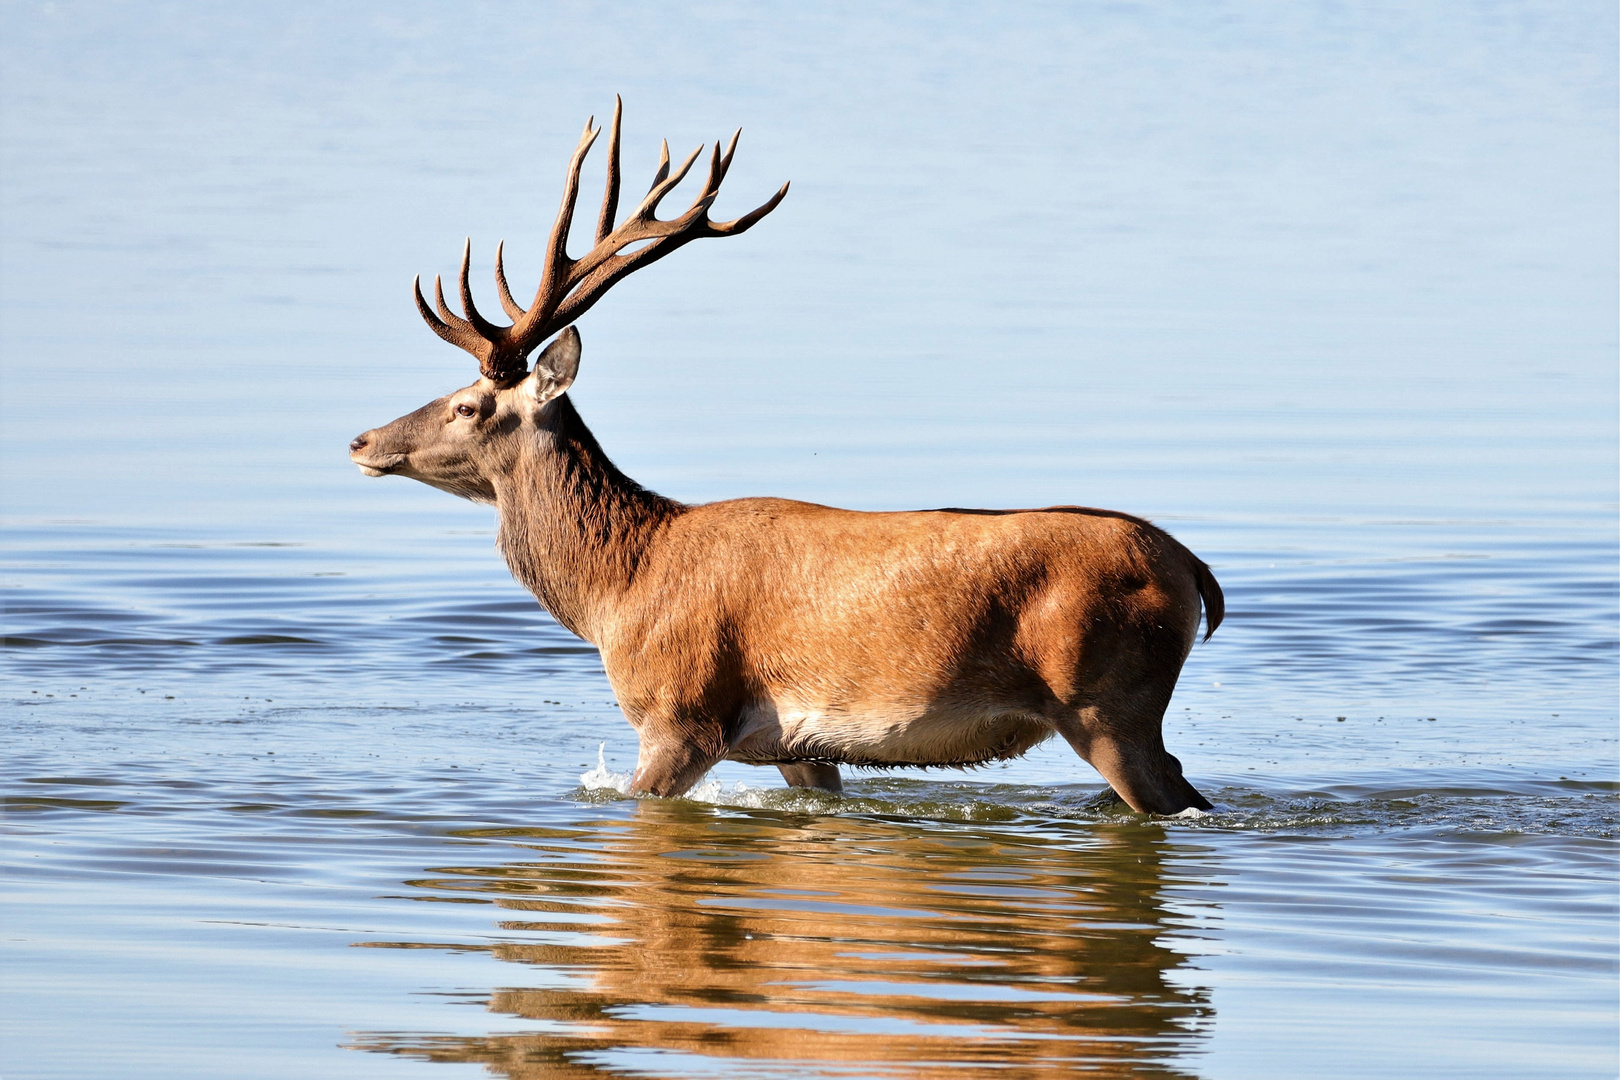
[414,96,790,385]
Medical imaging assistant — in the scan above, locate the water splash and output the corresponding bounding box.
[576,746,837,811]
[578,743,631,795]
[1171,804,1233,819]
[572,753,1617,836]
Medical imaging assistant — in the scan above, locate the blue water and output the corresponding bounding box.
[3,3,1616,1078]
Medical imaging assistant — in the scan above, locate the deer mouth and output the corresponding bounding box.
[352,453,406,477]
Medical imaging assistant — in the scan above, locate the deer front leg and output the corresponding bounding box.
[776,762,843,793]
[626,719,729,798]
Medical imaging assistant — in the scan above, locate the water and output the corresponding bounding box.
[3,3,1617,1078]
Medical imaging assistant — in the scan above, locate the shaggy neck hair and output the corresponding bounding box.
[493,393,682,642]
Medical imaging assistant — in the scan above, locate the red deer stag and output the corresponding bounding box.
[349,100,1223,814]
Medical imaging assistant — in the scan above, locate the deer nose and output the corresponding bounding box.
[349,435,369,453]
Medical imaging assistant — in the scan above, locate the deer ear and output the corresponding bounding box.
[521,326,581,407]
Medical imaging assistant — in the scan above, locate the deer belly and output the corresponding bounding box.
[729,699,1052,769]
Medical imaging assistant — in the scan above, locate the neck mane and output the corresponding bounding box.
[493,394,682,642]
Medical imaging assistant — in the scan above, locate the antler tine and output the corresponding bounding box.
[648,139,671,193]
[691,138,726,213]
[595,96,623,245]
[632,143,704,223]
[432,274,465,327]
[414,274,491,360]
[493,240,525,321]
[655,140,724,229]
[515,117,601,340]
[457,238,502,337]
[663,129,744,230]
[715,128,742,187]
[706,181,791,236]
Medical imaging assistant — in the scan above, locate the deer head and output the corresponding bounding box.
[348,98,788,497]
[348,329,583,502]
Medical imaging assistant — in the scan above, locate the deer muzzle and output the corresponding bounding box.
[348,432,406,476]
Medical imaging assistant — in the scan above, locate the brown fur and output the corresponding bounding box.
[351,331,1223,813]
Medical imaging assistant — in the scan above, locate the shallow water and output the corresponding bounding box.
[4,516,1615,1079]
[3,3,1617,1079]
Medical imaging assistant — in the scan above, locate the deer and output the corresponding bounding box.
[349,100,1224,815]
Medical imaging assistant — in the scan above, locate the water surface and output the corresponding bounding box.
[3,3,1616,1078]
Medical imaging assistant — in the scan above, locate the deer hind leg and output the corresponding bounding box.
[776,762,843,793]
[1053,694,1211,816]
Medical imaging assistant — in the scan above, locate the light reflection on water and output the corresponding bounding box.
[4,666,1616,1079]
[352,807,1215,1079]
[9,748,1614,1079]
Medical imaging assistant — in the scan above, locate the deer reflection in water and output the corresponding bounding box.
[349,799,1216,1078]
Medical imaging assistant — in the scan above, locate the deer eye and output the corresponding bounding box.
[455,403,477,418]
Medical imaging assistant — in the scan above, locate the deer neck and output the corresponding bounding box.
[493,394,680,643]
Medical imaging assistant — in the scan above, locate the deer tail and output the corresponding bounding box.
[1194,558,1224,643]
